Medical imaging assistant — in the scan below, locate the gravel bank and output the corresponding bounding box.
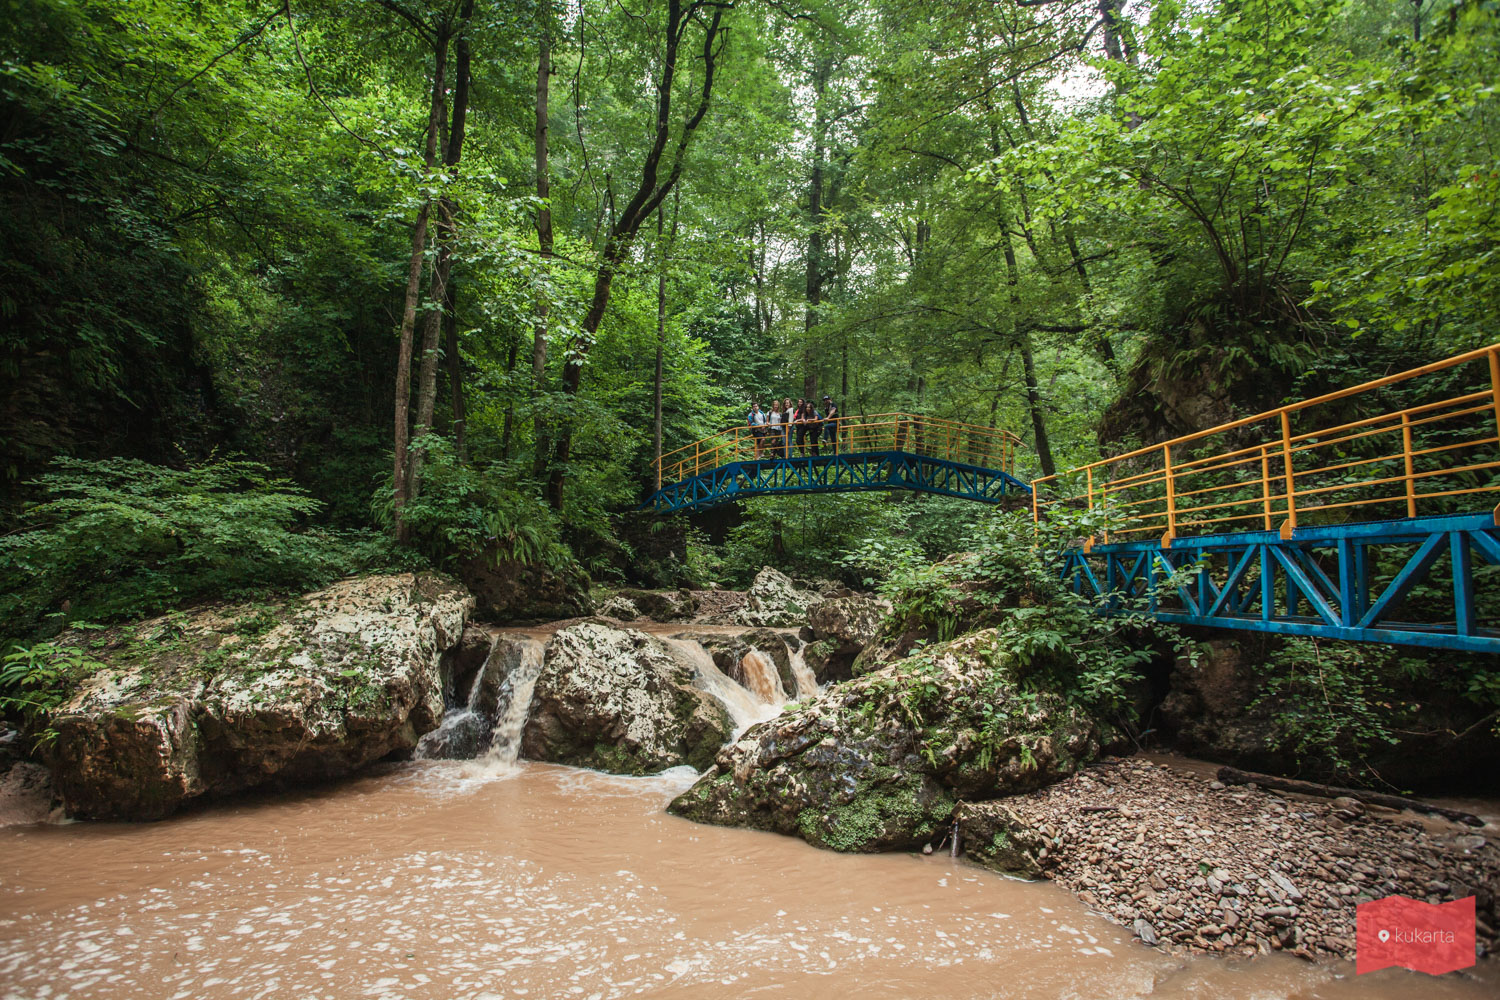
[957,758,1499,962]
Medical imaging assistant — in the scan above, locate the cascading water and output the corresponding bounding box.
[662,638,779,737]
[788,639,820,699]
[737,649,787,704]
[415,637,501,761]
[485,638,547,767]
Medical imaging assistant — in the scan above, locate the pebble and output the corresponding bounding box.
[967,759,1500,962]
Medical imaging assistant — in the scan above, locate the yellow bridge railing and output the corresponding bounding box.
[1034,343,1500,546]
[655,413,1023,490]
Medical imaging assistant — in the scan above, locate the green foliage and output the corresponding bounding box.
[385,439,575,574]
[1249,639,1403,785]
[0,457,406,640]
[0,635,107,747]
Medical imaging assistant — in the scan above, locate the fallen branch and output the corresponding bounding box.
[1216,766,1484,828]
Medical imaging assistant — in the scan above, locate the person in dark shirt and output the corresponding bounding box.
[820,396,840,455]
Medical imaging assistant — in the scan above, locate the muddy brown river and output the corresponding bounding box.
[1,759,1492,999]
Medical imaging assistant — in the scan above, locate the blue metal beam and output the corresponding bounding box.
[642,450,1031,514]
[1062,510,1500,654]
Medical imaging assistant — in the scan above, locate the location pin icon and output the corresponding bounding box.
[1378,929,1391,943]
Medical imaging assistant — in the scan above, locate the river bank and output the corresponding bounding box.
[1,757,1494,1000]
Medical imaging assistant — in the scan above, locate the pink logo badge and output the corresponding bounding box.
[1356,895,1476,976]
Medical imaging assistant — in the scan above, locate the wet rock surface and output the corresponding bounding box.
[669,629,1100,852]
[736,567,825,628]
[805,595,888,680]
[674,628,798,696]
[521,623,732,774]
[957,758,1500,961]
[49,573,472,820]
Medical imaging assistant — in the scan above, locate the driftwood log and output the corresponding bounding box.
[1216,766,1485,828]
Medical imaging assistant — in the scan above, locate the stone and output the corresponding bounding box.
[459,550,592,623]
[671,629,1101,854]
[736,567,824,628]
[414,709,490,760]
[1133,918,1159,946]
[615,588,699,623]
[50,573,471,820]
[521,623,732,774]
[596,595,642,620]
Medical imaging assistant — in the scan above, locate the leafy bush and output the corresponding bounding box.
[382,440,575,574]
[0,636,107,748]
[0,456,406,640]
[874,507,1194,731]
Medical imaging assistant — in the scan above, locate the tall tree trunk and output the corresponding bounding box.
[999,199,1055,476]
[445,276,466,461]
[392,22,450,542]
[653,205,666,488]
[410,10,473,499]
[802,59,829,403]
[531,32,553,479]
[547,0,727,510]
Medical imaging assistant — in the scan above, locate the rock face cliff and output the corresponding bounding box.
[49,573,471,820]
[669,629,1101,852]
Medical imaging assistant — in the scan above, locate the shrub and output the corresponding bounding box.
[0,456,405,640]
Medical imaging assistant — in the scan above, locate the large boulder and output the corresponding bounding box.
[736,567,823,628]
[669,629,1101,852]
[615,588,699,623]
[521,623,732,774]
[806,595,888,681]
[50,573,471,820]
[458,549,591,623]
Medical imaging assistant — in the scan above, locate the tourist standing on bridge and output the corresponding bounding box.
[747,401,768,459]
[768,399,788,458]
[821,396,840,455]
[793,398,816,457]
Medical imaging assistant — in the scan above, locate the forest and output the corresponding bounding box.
[3,0,1500,758]
[3,2,1500,990]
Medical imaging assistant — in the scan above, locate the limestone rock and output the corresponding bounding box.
[736,568,823,628]
[50,573,472,820]
[806,595,889,680]
[615,588,699,622]
[458,549,591,623]
[596,595,642,621]
[669,629,1100,852]
[521,623,731,774]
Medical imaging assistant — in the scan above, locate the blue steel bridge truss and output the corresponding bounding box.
[1058,511,1500,654]
[642,450,1031,514]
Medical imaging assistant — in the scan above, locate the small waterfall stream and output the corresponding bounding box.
[737,648,787,704]
[485,638,547,767]
[662,638,777,737]
[422,631,819,765]
[789,639,819,699]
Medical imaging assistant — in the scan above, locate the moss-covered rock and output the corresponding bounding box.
[520,623,732,774]
[668,629,1101,852]
[50,573,472,820]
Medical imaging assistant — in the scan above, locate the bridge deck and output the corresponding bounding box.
[644,449,1030,514]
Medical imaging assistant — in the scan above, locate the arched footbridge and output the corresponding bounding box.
[645,413,1030,513]
[647,344,1500,653]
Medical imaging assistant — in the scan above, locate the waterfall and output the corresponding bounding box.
[789,640,820,699]
[485,638,547,767]
[738,649,787,704]
[662,638,779,738]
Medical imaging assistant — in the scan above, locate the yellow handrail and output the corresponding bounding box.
[1034,343,1500,546]
[654,412,1024,489]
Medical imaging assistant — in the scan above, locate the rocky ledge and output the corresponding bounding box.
[957,758,1499,961]
[49,573,471,820]
[521,623,732,774]
[668,629,1100,851]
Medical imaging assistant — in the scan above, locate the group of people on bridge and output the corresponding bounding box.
[747,396,840,459]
